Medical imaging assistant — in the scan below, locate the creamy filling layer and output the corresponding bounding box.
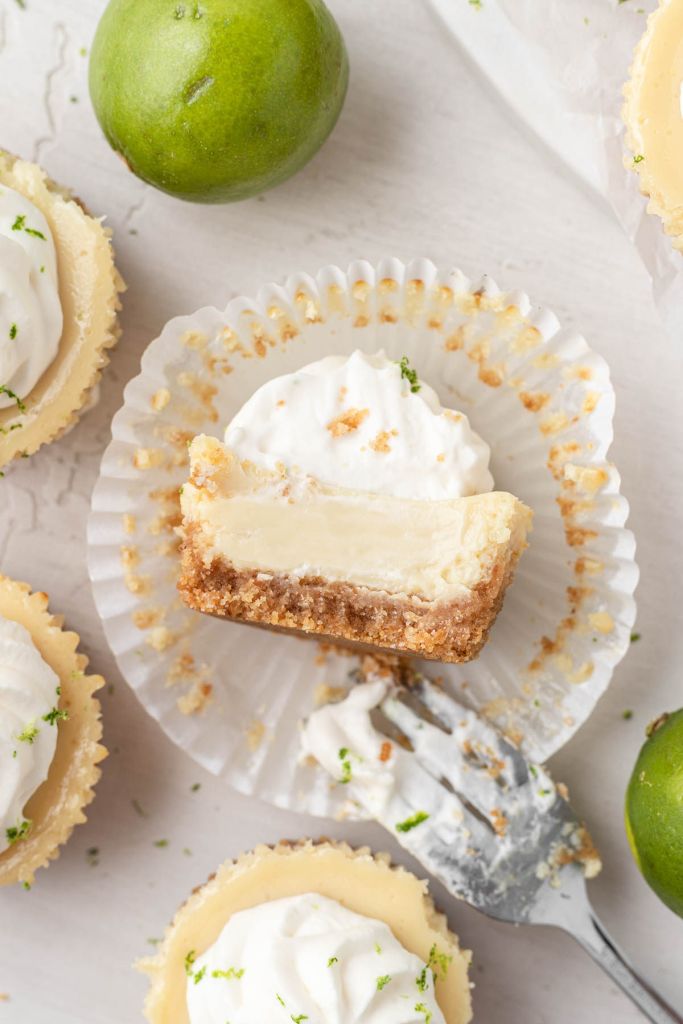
[182,438,530,602]
[0,185,62,409]
[185,892,446,1024]
[0,615,60,854]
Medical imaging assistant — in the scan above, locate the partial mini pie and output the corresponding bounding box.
[0,151,124,470]
[624,0,683,248]
[140,839,472,1024]
[0,575,107,887]
[179,350,531,662]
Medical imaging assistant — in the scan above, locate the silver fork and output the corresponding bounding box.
[365,674,682,1024]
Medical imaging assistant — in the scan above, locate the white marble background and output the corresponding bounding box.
[1,1,682,1021]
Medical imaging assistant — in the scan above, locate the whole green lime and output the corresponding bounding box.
[89,0,349,203]
[625,709,683,918]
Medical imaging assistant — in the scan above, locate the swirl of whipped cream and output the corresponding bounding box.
[0,616,60,854]
[225,349,494,500]
[186,892,446,1024]
[0,186,63,409]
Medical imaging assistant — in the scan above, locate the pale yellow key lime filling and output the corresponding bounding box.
[627,0,683,238]
[182,436,531,603]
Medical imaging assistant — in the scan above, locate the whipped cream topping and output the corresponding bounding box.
[0,185,63,409]
[225,349,494,500]
[186,892,445,1024]
[0,616,60,854]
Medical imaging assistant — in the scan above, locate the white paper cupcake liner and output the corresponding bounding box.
[88,258,637,819]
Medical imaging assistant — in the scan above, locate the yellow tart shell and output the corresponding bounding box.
[0,152,124,468]
[0,575,107,886]
[140,839,473,1024]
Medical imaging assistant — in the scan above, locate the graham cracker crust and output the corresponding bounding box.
[178,527,522,663]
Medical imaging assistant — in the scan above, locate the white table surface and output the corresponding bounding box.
[1,1,682,1021]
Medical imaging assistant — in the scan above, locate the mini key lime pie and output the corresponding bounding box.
[0,152,123,470]
[0,575,106,887]
[179,350,532,662]
[624,0,683,248]
[140,840,472,1024]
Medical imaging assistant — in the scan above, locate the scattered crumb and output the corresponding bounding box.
[131,799,148,818]
[369,429,397,453]
[147,626,176,653]
[86,846,99,867]
[133,447,163,470]
[191,782,201,792]
[588,611,614,635]
[379,741,393,763]
[122,513,137,535]
[490,808,508,838]
[622,709,634,720]
[326,408,369,437]
[133,607,164,631]
[151,388,171,412]
[177,680,213,715]
[153,839,169,848]
[245,719,266,751]
[630,632,641,643]
[313,683,347,707]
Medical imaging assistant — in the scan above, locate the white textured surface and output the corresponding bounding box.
[0,1,681,1022]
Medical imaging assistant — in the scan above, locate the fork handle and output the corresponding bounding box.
[566,908,682,1023]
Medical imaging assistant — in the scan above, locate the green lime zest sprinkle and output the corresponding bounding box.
[184,950,197,976]
[9,323,17,340]
[6,819,31,845]
[415,1002,433,1024]
[42,707,68,726]
[17,722,39,743]
[290,1016,308,1023]
[153,838,169,848]
[0,385,26,414]
[211,967,245,980]
[276,993,285,1007]
[11,214,25,231]
[374,942,382,954]
[398,355,421,393]
[632,154,644,164]
[622,709,634,720]
[416,965,428,992]
[428,944,452,979]
[193,966,206,985]
[396,810,430,833]
[376,975,391,990]
[630,631,641,643]
[338,746,352,784]
[327,955,338,967]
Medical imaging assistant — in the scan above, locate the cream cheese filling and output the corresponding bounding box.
[627,0,683,216]
[182,437,530,602]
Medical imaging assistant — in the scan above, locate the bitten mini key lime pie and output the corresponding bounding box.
[140,840,472,1024]
[0,152,123,470]
[179,350,532,662]
[0,575,107,886]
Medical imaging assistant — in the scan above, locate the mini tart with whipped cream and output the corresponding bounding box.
[140,839,472,1024]
[179,351,532,663]
[0,575,107,886]
[623,0,683,248]
[0,151,123,469]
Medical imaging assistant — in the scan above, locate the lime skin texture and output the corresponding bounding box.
[89,0,349,203]
[625,709,683,919]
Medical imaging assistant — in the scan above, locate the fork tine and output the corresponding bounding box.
[380,693,518,827]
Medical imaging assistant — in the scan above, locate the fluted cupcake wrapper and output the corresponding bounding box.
[88,258,637,820]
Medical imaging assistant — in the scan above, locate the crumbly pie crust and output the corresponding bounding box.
[179,523,524,662]
[0,575,107,887]
[140,839,473,1024]
[623,0,683,249]
[0,152,124,468]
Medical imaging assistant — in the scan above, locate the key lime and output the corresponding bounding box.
[625,709,683,918]
[89,0,349,203]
